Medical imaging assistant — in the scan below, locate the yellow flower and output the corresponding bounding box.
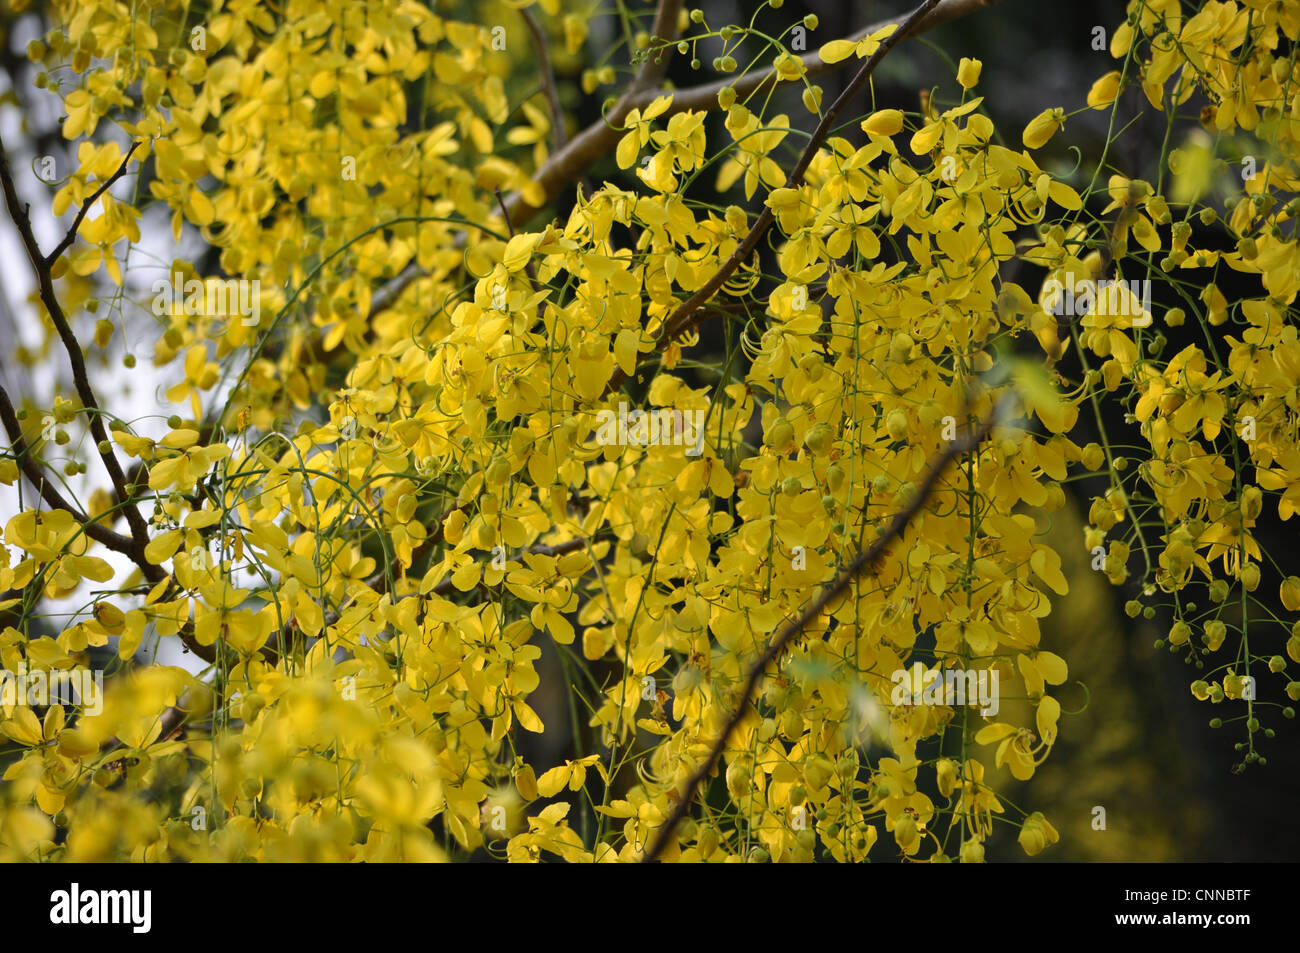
[818,23,900,64]
[615,94,673,169]
[957,57,983,89]
[1087,70,1122,108]
[1022,107,1065,149]
[861,108,904,137]
[1018,812,1059,856]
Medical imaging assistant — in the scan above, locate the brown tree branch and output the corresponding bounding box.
[0,136,220,665]
[0,381,137,553]
[377,0,999,312]
[631,0,686,94]
[640,404,1001,863]
[520,7,569,152]
[502,0,1000,225]
[0,132,152,549]
[3,383,216,664]
[43,141,139,266]
[500,0,683,225]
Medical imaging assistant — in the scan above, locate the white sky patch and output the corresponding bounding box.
[1,62,249,676]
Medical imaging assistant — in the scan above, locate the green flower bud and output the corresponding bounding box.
[765,417,794,451]
[804,422,833,454]
[241,692,266,721]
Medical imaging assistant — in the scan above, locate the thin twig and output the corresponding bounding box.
[499,0,684,225]
[623,0,1005,120]
[641,405,1001,862]
[496,187,545,309]
[495,188,517,239]
[520,7,568,151]
[43,141,139,266]
[0,382,137,553]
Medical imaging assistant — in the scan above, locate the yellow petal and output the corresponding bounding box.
[614,328,640,377]
[956,57,982,89]
[188,189,215,226]
[818,39,858,64]
[975,723,1016,745]
[861,109,904,137]
[1087,71,1121,109]
[642,93,673,121]
[1035,651,1069,685]
[1,707,44,746]
[1036,695,1061,741]
[1030,547,1069,595]
[513,699,545,733]
[1047,180,1083,210]
[909,122,943,155]
[536,764,571,797]
[503,233,539,273]
[144,529,183,565]
[616,132,640,169]
[1022,109,1063,149]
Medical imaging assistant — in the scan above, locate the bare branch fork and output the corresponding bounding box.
[640,406,1000,863]
[0,134,220,662]
[0,383,136,553]
[0,132,151,548]
[43,141,139,265]
[519,7,568,152]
